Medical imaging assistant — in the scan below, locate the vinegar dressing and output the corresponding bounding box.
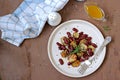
[84,2,105,20]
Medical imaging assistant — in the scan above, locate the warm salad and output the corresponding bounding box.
[56,28,97,67]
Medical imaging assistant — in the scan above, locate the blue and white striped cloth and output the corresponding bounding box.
[0,0,69,46]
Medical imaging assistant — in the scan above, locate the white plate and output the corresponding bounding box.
[47,20,106,78]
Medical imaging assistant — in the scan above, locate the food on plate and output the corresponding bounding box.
[59,58,64,65]
[71,60,80,67]
[57,28,97,67]
[68,54,77,63]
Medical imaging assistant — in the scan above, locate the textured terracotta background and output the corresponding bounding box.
[0,0,120,80]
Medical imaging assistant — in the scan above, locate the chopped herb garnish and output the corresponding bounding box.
[103,26,111,31]
[71,45,80,54]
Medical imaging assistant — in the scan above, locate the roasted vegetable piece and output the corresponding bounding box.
[80,39,87,44]
[70,41,77,48]
[73,32,79,38]
[68,54,77,63]
[80,43,88,51]
[77,52,84,57]
[61,50,68,58]
[72,60,80,67]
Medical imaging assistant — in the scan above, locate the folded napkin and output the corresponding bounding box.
[0,0,69,46]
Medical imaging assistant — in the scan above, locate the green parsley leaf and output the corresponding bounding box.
[103,26,111,31]
[71,45,80,54]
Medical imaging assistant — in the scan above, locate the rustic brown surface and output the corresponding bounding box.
[0,0,120,80]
